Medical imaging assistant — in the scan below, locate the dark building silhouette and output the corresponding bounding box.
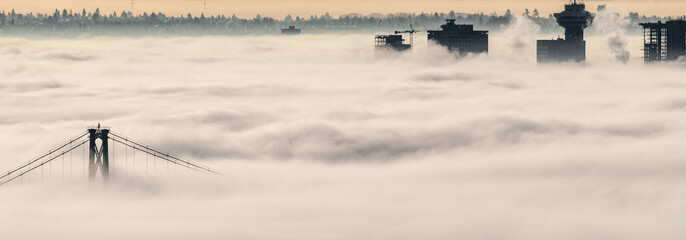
[537,38,587,63]
[537,1,594,63]
[375,35,411,52]
[640,20,686,62]
[427,19,488,55]
[281,26,301,35]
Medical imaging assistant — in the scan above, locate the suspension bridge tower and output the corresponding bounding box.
[0,124,226,186]
[88,124,110,181]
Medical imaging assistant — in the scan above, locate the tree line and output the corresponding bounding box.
[0,7,672,37]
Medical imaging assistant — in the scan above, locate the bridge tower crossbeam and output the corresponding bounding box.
[88,124,110,182]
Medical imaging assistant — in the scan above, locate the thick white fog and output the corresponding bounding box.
[1,16,686,239]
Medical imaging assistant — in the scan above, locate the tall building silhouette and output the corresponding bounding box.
[375,35,411,52]
[640,20,686,62]
[537,1,595,63]
[428,19,488,55]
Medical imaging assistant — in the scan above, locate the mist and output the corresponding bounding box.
[593,6,632,64]
[1,17,686,239]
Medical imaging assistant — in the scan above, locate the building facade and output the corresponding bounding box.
[427,19,488,55]
[537,38,587,63]
[375,35,411,52]
[640,20,686,62]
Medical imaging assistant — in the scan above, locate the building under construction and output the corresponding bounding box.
[537,1,594,63]
[427,19,488,55]
[639,20,686,62]
[375,35,411,52]
[281,26,301,35]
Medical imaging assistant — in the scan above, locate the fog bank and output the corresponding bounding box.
[1,29,686,239]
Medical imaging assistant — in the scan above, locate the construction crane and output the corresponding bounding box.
[395,24,421,48]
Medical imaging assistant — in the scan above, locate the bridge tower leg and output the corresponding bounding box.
[88,125,110,182]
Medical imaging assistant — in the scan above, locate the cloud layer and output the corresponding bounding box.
[1,24,686,239]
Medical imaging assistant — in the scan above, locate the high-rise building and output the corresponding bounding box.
[640,20,686,62]
[427,19,488,55]
[375,35,411,52]
[537,1,594,63]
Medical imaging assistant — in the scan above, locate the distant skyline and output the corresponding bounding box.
[0,0,683,18]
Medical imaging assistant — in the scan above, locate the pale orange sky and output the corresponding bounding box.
[0,0,683,18]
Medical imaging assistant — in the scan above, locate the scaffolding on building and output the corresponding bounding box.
[375,35,411,52]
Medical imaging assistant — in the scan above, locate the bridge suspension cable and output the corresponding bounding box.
[0,139,89,186]
[0,131,88,182]
[108,132,226,177]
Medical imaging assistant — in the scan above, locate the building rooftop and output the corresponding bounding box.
[430,19,488,34]
[554,1,594,27]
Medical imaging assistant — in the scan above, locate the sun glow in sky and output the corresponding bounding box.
[0,0,682,18]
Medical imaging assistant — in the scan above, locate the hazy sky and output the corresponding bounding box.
[0,0,683,18]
